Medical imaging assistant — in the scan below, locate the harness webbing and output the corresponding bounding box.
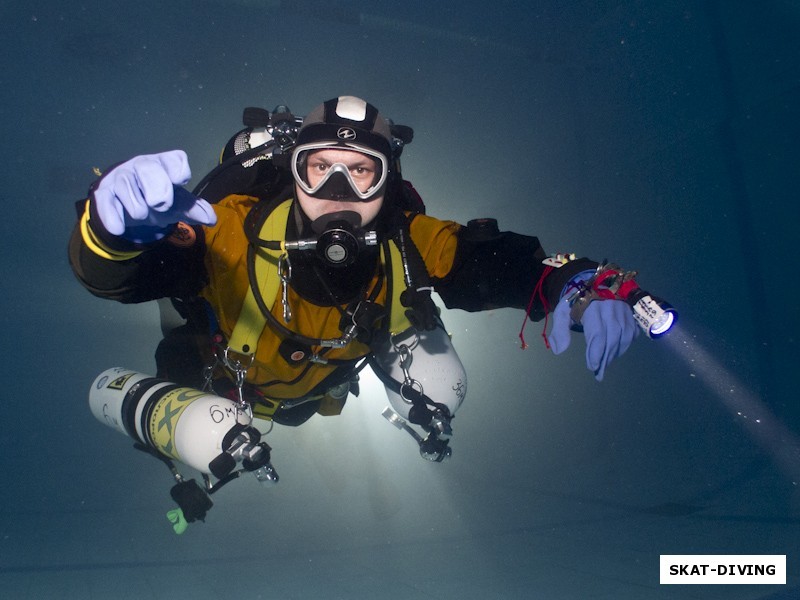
[227,199,413,357]
[228,199,292,354]
[384,240,410,336]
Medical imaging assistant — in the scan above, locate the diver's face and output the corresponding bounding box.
[295,148,384,225]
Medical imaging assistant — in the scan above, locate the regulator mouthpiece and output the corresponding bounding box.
[284,211,377,268]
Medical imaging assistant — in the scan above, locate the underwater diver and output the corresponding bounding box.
[69,96,672,530]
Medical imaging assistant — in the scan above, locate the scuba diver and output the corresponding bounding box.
[69,96,675,532]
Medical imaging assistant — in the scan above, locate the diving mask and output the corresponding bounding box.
[292,143,388,202]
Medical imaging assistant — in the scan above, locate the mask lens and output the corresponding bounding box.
[292,144,387,201]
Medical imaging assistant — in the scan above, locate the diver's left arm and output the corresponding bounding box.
[410,215,593,317]
[409,214,639,380]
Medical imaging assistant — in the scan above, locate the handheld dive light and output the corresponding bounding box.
[569,263,677,338]
[621,286,677,338]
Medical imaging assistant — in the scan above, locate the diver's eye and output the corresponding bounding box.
[351,165,375,178]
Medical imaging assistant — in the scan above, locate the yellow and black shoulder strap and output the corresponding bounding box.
[227,198,292,354]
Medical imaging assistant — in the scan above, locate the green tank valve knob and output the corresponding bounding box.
[166,508,189,535]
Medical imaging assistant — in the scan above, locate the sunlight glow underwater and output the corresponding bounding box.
[665,327,800,485]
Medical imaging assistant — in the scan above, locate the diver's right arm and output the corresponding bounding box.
[68,151,217,303]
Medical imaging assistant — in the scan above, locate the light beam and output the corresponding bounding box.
[664,327,800,484]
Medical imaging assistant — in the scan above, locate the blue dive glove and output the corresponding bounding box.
[548,270,639,381]
[92,150,217,244]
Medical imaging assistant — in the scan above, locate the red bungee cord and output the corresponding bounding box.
[518,265,554,350]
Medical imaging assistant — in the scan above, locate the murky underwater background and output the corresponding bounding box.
[0,1,798,598]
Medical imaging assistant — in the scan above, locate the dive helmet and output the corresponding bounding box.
[291,96,392,202]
